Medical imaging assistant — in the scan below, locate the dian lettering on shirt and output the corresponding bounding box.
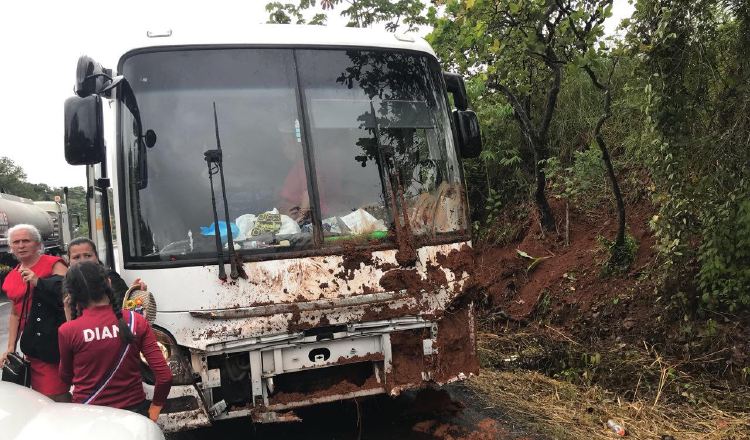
[82,325,133,342]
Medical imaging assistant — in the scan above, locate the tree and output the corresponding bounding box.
[266,1,329,25]
[554,0,629,266]
[266,0,430,32]
[430,0,614,232]
[0,156,31,197]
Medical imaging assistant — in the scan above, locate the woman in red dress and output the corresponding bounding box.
[1,224,69,401]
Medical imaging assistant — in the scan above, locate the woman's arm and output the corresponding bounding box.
[18,261,66,287]
[57,325,74,385]
[63,293,73,322]
[139,320,173,422]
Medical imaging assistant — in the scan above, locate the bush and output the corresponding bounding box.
[546,145,610,213]
[697,199,750,311]
[598,233,638,276]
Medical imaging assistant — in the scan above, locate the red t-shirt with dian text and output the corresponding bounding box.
[57,306,172,407]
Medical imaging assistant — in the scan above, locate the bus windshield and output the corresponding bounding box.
[119,47,467,264]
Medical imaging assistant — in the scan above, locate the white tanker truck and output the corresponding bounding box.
[0,192,77,266]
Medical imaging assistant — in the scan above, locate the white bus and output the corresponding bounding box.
[63,25,482,432]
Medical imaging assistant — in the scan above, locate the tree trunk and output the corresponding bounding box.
[597,119,626,247]
[495,80,558,232]
[532,140,556,231]
[585,66,626,248]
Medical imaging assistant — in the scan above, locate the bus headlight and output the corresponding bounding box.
[141,326,194,385]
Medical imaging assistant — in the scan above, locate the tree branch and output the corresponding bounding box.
[488,76,536,140]
[539,57,562,139]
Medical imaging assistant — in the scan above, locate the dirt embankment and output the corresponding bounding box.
[469,198,657,323]
[464,196,750,439]
[471,197,747,370]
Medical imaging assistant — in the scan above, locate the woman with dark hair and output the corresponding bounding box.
[1,224,69,401]
[58,261,172,421]
[66,237,146,307]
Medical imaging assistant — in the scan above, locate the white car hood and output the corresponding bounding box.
[0,383,164,440]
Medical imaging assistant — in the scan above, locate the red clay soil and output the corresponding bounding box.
[425,261,449,286]
[379,268,431,294]
[434,306,480,383]
[339,243,376,280]
[270,375,383,405]
[384,304,480,390]
[389,327,431,387]
[435,244,475,280]
[472,199,658,322]
[359,303,423,323]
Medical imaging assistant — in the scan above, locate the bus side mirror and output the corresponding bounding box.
[75,55,111,98]
[443,72,468,111]
[444,72,482,158]
[64,95,105,165]
[453,109,482,158]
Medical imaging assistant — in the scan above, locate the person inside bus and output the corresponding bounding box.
[1,224,70,402]
[278,125,340,226]
[278,126,313,225]
[66,237,147,309]
[58,261,172,421]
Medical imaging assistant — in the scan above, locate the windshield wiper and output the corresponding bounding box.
[203,102,239,280]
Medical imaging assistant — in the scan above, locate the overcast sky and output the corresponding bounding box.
[0,0,633,190]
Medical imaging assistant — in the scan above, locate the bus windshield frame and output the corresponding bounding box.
[116,46,469,267]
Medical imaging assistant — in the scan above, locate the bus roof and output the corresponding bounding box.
[117,25,436,61]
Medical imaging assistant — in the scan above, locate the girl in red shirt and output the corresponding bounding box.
[58,261,172,421]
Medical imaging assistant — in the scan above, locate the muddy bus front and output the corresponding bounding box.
[63,25,482,432]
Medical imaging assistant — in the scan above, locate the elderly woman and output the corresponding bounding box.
[0,224,69,401]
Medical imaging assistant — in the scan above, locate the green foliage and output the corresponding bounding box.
[546,145,609,212]
[66,186,89,239]
[484,188,504,219]
[534,289,552,318]
[697,199,750,311]
[461,75,532,225]
[597,233,638,276]
[0,156,55,201]
[625,0,750,311]
[265,0,430,32]
[0,157,28,195]
[516,248,552,274]
[429,0,617,231]
[265,2,319,24]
